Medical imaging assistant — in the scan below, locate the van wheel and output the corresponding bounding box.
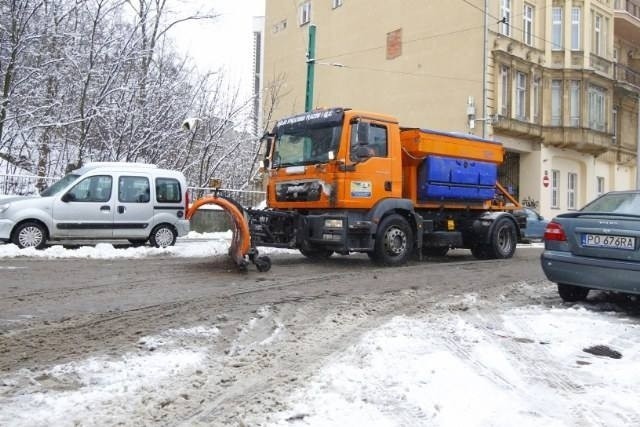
[12,221,47,249]
[371,214,414,266]
[149,224,177,247]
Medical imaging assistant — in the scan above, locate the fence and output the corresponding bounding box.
[0,174,58,196]
[0,173,266,208]
[187,187,266,209]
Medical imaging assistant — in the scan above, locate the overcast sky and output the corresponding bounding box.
[172,0,266,97]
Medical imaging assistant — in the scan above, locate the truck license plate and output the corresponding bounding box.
[582,234,636,250]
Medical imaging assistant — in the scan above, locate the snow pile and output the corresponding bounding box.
[269,306,640,426]
[0,231,297,259]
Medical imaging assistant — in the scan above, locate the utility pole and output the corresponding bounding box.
[482,0,488,138]
[305,24,316,112]
[637,96,640,188]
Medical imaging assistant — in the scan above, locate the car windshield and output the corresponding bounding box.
[273,124,342,167]
[581,192,640,216]
[40,174,80,197]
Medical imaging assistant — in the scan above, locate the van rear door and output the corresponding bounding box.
[112,173,154,239]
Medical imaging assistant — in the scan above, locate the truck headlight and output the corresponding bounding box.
[324,219,343,228]
[0,203,10,213]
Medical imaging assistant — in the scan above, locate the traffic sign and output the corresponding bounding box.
[543,175,550,188]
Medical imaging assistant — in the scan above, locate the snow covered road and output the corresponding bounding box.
[1,242,638,426]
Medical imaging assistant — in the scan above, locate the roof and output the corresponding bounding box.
[71,162,184,178]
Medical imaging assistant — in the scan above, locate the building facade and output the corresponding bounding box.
[263,0,640,219]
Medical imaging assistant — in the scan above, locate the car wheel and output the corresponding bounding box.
[371,214,414,266]
[149,224,177,248]
[557,283,589,302]
[12,221,47,249]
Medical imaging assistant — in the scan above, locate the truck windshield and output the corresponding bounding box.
[40,174,80,197]
[273,125,342,167]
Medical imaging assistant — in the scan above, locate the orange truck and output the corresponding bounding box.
[240,107,526,268]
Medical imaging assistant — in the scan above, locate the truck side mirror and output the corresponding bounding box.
[260,133,275,168]
[356,121,369,145]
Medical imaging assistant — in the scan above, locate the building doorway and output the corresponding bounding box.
[498,151,520,200]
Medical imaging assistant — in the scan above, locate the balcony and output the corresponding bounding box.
[614,63,640,92]
[614,0,640,40]
[541,127,614,155]
[492,116,543,140]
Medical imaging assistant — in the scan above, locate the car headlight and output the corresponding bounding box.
[0,203,10,214]
[324,219,343,228]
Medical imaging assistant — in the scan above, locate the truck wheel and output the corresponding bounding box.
[372,214,414,266]
[488,217,517,259]
[558,283,589,302]
[149,224,177,247]
[12,221,47,249]
[299,246,333,260]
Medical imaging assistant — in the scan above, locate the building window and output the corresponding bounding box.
[594,14,602,55]
[551,80,562,126]
[570,80,581,127]
[551,170,560,208]
[597,176,605,196]
[552,7,563,50]
[500,65,510,116]
[500,0,512,37]
[515,72,527,120]
[523,4,534,46]
[588,84,606,131]
[571,7,581,50]
[332,0,343,8]
[533,76,540,123]
[299,1,311,26]
[612,107,618,143]
[568,172,578,210]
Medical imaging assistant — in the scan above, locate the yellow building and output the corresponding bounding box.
[263,0,640,219]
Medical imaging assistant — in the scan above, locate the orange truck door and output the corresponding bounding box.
[342,120,399,209]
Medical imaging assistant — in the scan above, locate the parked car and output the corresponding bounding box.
[541,190,640,302]
[0,162,190,249]
[521,207,549,241]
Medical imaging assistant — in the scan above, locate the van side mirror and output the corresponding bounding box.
[61,193,75,203]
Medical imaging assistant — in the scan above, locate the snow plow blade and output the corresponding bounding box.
[186,196,271,272]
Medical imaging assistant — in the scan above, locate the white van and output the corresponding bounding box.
[0,162,190,248]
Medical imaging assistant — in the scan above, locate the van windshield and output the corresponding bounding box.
[40,174,80,197]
